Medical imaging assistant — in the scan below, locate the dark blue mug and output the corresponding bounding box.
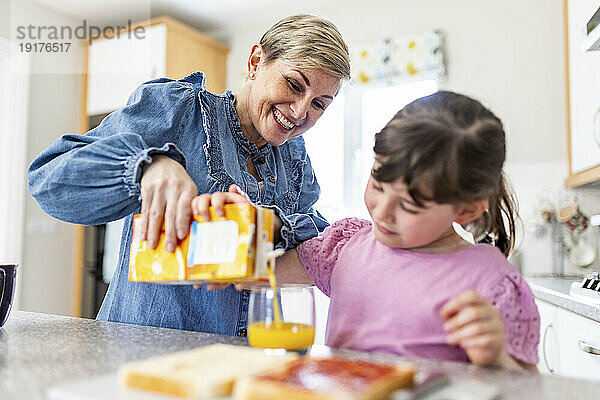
[0,264,17,327]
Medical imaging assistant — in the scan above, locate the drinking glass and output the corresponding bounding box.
[247,286,315,351]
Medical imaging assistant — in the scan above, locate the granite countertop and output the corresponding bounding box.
[526,276,600,322]
[2,311,600,400]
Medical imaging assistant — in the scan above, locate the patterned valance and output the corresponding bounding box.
[352,30,446,85]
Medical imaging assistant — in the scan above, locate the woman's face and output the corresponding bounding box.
[244,52,341,147]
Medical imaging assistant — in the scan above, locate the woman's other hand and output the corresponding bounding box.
[440,290,507,367]
[139,155,197,252]
[191,184,250,220]
[191,184,250,291]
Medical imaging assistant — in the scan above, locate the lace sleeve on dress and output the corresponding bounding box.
[485,272,540,365]
[296,218,370,297]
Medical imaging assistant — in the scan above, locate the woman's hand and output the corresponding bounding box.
[190,185,286,291]
[191,184,250,220]
[192,184,250,291]
[440,290,506,367]
[139,155,197,252]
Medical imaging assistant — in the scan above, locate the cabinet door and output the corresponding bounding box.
[567,0,600,173]
[87,24,167,115]
[535,299,560,375]
[556,307,600,382]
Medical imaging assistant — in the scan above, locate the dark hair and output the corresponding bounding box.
[372,91,517,256]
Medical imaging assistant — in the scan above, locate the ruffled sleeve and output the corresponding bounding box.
[27,78,195,225]
[296,218,370,296]
[483,272,540,365]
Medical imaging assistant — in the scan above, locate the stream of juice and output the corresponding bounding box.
[268,258,282,326]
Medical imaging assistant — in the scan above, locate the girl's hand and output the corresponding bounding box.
[440,290,506,366]
[139,155,197,252]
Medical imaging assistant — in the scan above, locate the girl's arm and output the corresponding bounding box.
[440,290,537,371]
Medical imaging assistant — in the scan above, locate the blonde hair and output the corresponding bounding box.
[259,14,351,81]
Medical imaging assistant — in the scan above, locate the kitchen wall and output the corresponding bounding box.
[3,0,84,315]
[0,0,9,38]
[224,0,567,186]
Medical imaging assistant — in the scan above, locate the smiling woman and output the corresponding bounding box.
[27,14,351,335]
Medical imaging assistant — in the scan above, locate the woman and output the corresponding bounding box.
[28,14,351,335]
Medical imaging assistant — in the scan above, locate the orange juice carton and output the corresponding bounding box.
[128,203,278,283]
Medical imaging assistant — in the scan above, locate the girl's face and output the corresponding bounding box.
[243,48,341,147]
[364,164,465,251]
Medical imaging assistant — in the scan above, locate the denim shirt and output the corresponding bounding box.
[28,71,329,335]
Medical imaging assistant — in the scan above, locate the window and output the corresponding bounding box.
[0,41,29,266]
[303,94,345,220]
[305,80,438,222]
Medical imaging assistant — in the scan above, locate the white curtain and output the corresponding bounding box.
[0,39,30,276]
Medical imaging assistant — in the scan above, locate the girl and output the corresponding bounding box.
[193,91,539,370]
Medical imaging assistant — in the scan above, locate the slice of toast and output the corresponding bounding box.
[233,357,415,400]
[119,343,297,398]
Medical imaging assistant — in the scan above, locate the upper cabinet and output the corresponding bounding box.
[84,16,229,117]
[565,0,600,187]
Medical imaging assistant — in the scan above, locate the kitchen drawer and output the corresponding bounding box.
[556,307,600,381]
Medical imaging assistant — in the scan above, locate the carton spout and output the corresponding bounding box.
[266,249,286,261]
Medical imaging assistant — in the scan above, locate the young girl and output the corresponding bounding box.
[193,91,539,370]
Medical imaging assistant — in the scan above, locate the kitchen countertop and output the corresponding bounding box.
[2,311,600,399]
[526,276,600,322]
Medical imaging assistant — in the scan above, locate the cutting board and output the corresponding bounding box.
[48,372,499,400]
[47,373,228,400]
[47,370,454,400]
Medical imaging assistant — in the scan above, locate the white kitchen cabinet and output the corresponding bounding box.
[535,298,600,382]
[565,0,600,186]
[556,306,600,380]
[87,24,167,115]
[85,16,228,116]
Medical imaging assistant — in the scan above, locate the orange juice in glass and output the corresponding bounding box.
[247,286,315,351]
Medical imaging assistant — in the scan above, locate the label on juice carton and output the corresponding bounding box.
[185,204,256,281]
[187,220,239,265]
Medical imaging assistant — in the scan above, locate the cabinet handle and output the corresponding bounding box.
[578,340,600,356]
[594,108,600,148]
[542,323,555,374]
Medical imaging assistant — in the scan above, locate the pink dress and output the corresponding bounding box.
[297,218,539,364]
